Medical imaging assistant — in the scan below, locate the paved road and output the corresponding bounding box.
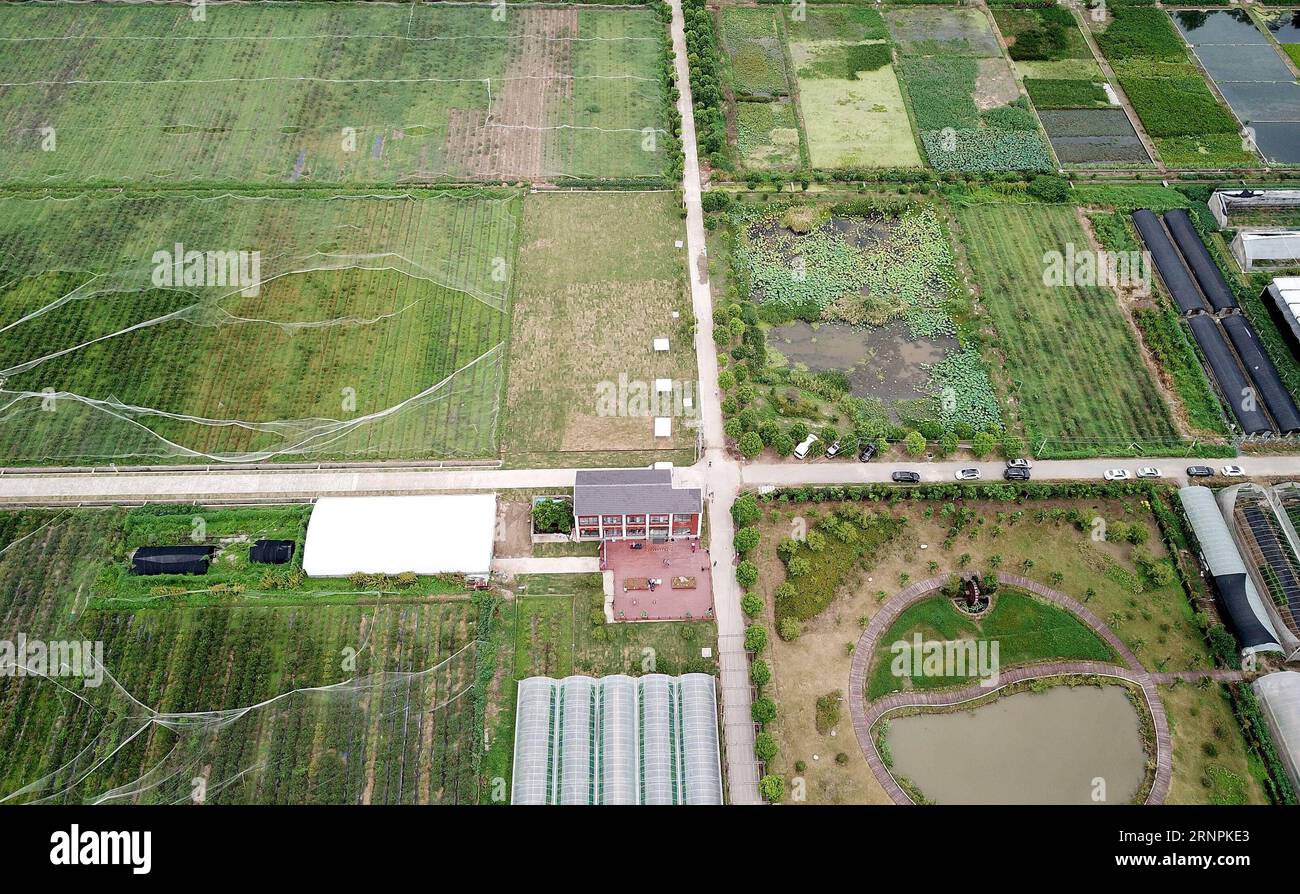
[667,0,761,806]
[0,466,583,505]
[745,456,1300,489]
[491,557,601,576]
[12,454,1300,505]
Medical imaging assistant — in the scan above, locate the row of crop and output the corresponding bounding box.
[1093,7,1253,169]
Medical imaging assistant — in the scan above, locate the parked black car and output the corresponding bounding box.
[891,470,921,483]
[858,443,877,463]
[1186,465,1214,478]
[1003,466,1031,481]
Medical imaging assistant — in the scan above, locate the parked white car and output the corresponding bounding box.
[1136,467,1162,479]
[1222,464,1246,477]
[954,468,981,481]
[1103,469,1131,481]
[793,433,820,460]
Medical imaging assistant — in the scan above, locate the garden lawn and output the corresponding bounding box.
[1161,683,1270,805]
[866,589,1117,698]
[772,508,905,624]
[955,204,1182,454]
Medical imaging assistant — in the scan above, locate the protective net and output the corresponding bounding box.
[0,190,517,463]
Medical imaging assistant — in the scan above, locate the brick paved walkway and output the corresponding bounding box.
[847,573,1182,805]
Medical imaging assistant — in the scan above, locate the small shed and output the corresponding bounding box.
[131,546,215,576]
[251,539,295,565]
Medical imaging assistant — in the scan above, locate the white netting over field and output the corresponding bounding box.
[0,1,671,183]
[2,642,485,805]
[0,190,518,463]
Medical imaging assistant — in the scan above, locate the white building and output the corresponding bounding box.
[302,494,496,578]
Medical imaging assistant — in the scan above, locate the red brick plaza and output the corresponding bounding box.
[602,538,714,622]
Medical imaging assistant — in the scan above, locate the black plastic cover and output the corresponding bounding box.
[130,545,215,576]
[1221,313,1300,433]
[1162,208,1238,312]
[250,539,295,565]
[1131,209,1205,314]
[1213,572,1282,652]
[1187,315,1273,434]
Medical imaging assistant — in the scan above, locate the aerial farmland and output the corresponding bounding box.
[0,0,1298,851]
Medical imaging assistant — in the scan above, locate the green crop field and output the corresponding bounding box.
[0,190,518,464]
[956,204,1182,455]
[0,506,496,804]
[0,2,670,185]
[735,99,802,169]
[1092,7,1254,168]
[720,6,790,98]
[890,5,1054,172]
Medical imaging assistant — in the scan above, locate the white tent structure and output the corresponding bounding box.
[511,673,723,805]
[1232,232,1300,270]
[1252,672,1300,791]
[302,494,496,578]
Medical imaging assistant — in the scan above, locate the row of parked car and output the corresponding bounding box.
[794,434,1251,483]
[1102,465,1245,481]
[887,460,1033,484]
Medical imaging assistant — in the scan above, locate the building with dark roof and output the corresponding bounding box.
[573,469,702,542]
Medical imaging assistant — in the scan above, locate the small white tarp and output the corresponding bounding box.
[655,378,673,393]
[303,494,496,578]
[654,417,672,437]
[653,338,670,352]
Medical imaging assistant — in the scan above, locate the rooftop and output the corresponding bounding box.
[574,468,702,517]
